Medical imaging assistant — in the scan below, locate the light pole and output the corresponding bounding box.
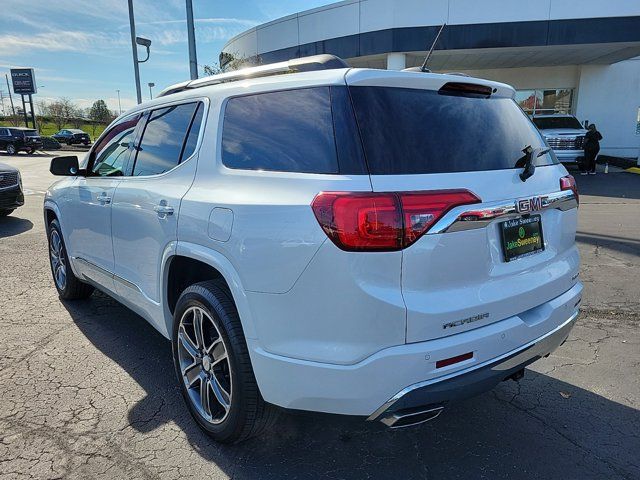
[148,82,155,100]
[128,0,142,104]
[116,89,122,114]
[127,1,152,104]
[186,0,198,80]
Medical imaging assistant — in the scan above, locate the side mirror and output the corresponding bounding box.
[50,155,80,176]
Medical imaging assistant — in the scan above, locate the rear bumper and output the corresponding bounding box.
[369,309,577,424]
[0,186,24,210]
[249,282,582,416]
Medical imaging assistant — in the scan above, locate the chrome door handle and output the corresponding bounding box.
[97,194,111,205]
[154,202,174,217]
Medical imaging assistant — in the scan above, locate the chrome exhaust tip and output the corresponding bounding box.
[379,405,444,429]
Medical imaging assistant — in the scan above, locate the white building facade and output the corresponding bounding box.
[222,0,640,159]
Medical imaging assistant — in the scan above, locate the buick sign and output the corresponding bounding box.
[10,68,37,95]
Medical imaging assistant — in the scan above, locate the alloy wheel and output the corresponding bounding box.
[49,229,67,291]
[177,306,233,424]
[6,144,16,155]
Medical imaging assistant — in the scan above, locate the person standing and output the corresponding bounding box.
[582,124,603,175]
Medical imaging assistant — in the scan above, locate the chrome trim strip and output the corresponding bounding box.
[428,189,577,234]
[113,273,142,293]
[74,257,113,278]
[74,257,142,293]
[367,310,579,421]
[380,405,444,428]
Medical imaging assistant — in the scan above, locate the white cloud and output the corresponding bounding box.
[0,31,128,56]
[134,17,260,46]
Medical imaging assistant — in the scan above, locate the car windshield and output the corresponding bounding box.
[533,116,583,130]
[348,86,555,175]
[23,130,39,137]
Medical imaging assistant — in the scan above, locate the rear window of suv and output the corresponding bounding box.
[349,86,556,175]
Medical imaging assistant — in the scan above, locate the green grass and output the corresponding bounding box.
[0,122,106,140]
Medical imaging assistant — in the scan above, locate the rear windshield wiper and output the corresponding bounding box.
[515,145,551,182]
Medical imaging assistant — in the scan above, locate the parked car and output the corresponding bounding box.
[52,129,91,145]
[0,162,24,216]
[532,114,587,164]
[0,127,43,154]
[44,55,582,444]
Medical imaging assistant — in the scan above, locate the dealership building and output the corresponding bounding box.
[222,0,640,159]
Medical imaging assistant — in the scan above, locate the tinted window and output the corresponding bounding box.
[222,87,338,174]
[533,116,583,130]
[91,114,141,177]
[24,130,38,137]
[349,86,555,175]
[132,102,199,177]
[181,102,203,161]
[331,87,367,175]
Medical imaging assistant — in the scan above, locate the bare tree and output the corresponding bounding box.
[203,52,259,76]
[48,98,76,131]
[70,106,85,129]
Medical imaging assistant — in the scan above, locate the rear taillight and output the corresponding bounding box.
[311,190,480,252]
[560,175,579,205]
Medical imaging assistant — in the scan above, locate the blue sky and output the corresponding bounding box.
[0,0,331,113]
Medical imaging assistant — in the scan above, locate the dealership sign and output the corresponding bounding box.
[10,68,37,95]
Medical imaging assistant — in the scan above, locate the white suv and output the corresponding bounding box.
[44,55,582,443]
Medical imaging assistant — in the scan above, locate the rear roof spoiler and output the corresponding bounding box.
[158,54,349,97]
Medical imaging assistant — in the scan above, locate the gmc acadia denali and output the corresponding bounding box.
[44,55,582,443]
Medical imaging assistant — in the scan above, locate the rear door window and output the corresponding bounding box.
[349,86,555,175]
[221,87,339,174]
[131,102,201,177]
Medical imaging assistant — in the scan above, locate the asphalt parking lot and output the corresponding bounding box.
[0,152,638,480]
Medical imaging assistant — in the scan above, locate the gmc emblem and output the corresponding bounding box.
[515,196,548,213]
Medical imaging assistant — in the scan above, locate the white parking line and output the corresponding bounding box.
[23,188,47,195]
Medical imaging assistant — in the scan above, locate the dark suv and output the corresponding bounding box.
[0,162,24,216]
[52,129,90,145]
[0,127,43,154]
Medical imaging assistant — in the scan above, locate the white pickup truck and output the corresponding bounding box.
[532,114,588,164]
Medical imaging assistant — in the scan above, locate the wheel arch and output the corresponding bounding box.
[43,201,62,233]
[163,243,257,341]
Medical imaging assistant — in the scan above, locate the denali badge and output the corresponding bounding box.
[515,195,549,213]
[443,312,490,329]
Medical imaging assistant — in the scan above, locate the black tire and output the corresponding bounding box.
[172,280,278,444]
[47,219,94,300]
[0,209,14,217]
[67,140,73,146]
[6,143,16,155]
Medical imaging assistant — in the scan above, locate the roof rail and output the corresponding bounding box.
[158,54,349,97]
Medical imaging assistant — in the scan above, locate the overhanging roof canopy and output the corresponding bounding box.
[222,7,640,70]
[351,42,640,70]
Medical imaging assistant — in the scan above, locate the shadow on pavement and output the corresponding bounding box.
[564,164,640,201]
[63,293,640,479]
[576,231,640,257]
[0,215,33,238]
